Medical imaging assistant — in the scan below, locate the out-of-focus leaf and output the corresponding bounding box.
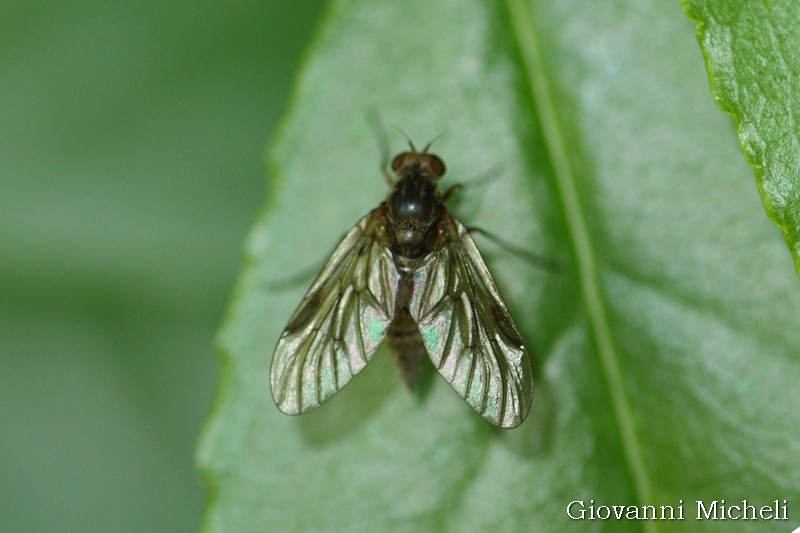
[198,1,800,531]
[0,1,324,532]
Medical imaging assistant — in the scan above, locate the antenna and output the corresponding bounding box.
[422,131,448,153]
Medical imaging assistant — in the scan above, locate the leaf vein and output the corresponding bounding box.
[506,0,656,526]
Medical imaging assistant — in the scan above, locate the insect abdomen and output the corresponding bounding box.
[386,309,426,390]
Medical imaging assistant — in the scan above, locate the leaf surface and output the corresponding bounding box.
[684,0,800,273]
[198,1,800,531]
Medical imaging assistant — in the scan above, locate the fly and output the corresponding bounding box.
[270,143,533,428]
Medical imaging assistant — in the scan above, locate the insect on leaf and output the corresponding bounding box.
[270,148,533,428]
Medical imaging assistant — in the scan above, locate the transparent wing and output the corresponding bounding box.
[408,218,533,428]
[270,211,400,415]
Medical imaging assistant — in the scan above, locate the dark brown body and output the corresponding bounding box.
[381,151,447,389]
[386,308,426,389]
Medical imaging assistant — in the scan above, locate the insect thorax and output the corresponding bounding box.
[386,174,442,259]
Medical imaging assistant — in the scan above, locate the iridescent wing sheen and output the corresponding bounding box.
[270,211,400,415]
[408,218,533,428]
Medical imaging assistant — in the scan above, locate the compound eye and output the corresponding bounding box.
[428,155,446,177]
[391,153,406,172]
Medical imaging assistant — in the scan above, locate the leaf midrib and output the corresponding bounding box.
[505,0,656,526]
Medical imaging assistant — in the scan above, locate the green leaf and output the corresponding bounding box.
[683,0,800,274]
[198,0,800,531]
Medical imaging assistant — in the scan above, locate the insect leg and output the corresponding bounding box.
[441,164,503,203]
[466,226,561,272]
[264,223,360,291]
[366,111,396,187]
[442,183,462,202]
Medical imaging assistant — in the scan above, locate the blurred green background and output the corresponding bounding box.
[0,2,325,531]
